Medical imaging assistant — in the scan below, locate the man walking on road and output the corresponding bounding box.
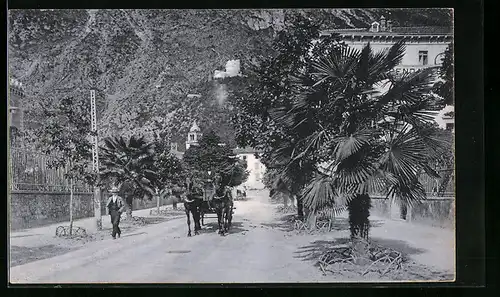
[107,186,126,239]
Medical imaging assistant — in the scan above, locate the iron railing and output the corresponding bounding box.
[8,147,92,192]
[368,169,455,198]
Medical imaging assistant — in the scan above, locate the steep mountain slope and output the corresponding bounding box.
[8,9,452,148]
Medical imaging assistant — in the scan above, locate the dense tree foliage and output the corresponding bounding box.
[230,13,450,263]
[228,14,347,218]
[433,43,454,108]
[151,137,187,189]
[34,95,96,233]
[99,135,157,217]
[183,130,248,187]
[271,41,448,262]
[34,96,94,185]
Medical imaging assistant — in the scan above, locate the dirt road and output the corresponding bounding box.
[9,191,328,283]
[9,190,454,283]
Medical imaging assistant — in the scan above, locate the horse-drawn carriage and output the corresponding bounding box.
[183,173,235,237]
[200,177,235,225]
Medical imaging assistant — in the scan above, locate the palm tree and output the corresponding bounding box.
[268,40,449,264]
[99,135,157,218]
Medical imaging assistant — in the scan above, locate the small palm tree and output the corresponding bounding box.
[269,40,450,264]
[99,135,157,218]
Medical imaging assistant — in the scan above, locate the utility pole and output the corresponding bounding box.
[90,89,102,230]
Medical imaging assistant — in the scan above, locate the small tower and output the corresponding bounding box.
[380,16,386,32]
[186,120,202,150]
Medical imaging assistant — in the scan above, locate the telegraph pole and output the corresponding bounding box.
[90,89,102,230]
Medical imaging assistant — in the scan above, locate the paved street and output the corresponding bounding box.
[9,190,454,283]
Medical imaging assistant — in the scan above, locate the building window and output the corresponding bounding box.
[446,123,454,131]
[370,22,379,32]
[242,156,247,161]
[254,162,259,170]
[419,51,428,65]
[189,134,195,141]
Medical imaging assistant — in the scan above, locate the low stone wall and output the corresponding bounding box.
[10,191,95,230]
[10,191,175,230]
[370,196,455,229]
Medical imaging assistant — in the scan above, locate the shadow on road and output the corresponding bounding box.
[294,238,351,262]
[369,237,427,256]
[261,214,296,232]
[294,237,427,262]
[11,234,43,238]
[142,217,175,224]
[165,250,191,254]
[319,218,385,231]
[10,245,75,267]
[100,225,134,233]
[202,221,248,235]
[120,232,147,238]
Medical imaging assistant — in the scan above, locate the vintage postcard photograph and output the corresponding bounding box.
[7,8,455,284]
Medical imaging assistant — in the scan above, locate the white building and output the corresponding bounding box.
[233,147,266,190]
[321,16,454,132]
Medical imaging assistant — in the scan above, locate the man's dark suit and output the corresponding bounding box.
[107,195,125,239]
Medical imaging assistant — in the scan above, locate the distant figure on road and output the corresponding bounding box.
[107,186,126,239]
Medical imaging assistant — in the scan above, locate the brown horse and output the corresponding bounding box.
[183,178,203,237]
[212,177,233,235]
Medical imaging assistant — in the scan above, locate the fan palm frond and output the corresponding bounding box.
[368,40,406,81]
[335,162,377,194]
[379,127,428,186]
[268,106,296,128]
[417,125,453,156]
[335,135,369,161]
[330,129,373,161]
[386,178,427,207]
[355,168,398,196]
[301,172,349,215]
[292,130,329,161]
[378,67,438,109]
[311,45,361,85]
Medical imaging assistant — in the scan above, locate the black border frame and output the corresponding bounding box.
[3,0,488,294]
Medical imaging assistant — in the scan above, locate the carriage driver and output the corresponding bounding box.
[214,174,232,200]
[107,186,126,239]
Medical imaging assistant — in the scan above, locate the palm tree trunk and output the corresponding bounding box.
[296,195,304,220]
[348,193,371,265]
[283,194,289,208]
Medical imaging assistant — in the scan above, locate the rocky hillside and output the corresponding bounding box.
[8,9,452,149]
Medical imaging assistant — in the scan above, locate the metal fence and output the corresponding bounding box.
[419,169,455,197]
[8,147,92,192]
[368,168,455,198]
